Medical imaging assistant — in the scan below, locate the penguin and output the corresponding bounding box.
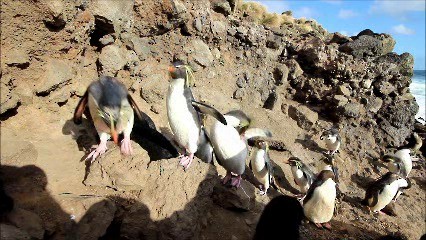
[287,157,316,195]
[74,76,144,161]
[167,63,227,169]
[210,110,271,187]
[249,140,274,195]
[362,172,409,214]
[381,149,413,178]
[303,169,336,230]
[320,127,341,155]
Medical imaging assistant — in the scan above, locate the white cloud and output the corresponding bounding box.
[370,0,425,19]
[392,24,415,35]
[338,9,358,19]
[293,7,316,19]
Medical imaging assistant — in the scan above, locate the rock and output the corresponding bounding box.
[338,85,351,97]
[212,0,232,16]
[288,104,318,130]
[266,35,281,49]
[366,97,383,113]
[185,39,214,67]
[211,48,221,59]
[1,84,20,115]
[92,0,134,32]
[75,199,117,240]
[128,37,151,61]
[286,59,303,80]
[3,49,30,68]
[211,180,255,211]
[99,45,127,75]
[99,34,115,46]
[233,89,245,100]
[329,32,351,44]
[0,224,31,240]
[43,0,66,29]
[36,59,74,95]
[236,76,248,88]
[272,65,289,86]
[171,0,187,14]
[211,21,227,37]
[7,208,44,239]
[140,74,166,104]
[339,31,395,58]
[339,102,361,118]
[374,80,396,96]
[374,52,414,77]
[193,18,202,32]
[281,102,289,115]
[333,95,349,107]
[74,64,99,96]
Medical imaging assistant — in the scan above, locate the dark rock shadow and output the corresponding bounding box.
[295,134,325,154]
[411,177,426,191]
[272,163,300,195]
[351,173,376,190]
[0,164,76,239]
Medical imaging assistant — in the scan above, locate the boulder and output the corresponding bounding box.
[288,104,318,130]
[91,0,134,32]
[36,59,74,95]
[43,0,66,29]
[339,31,395,58]
[286,59,303,80]
[140,73,167,104]
[98,45,127,75]
[338,85,351,97]
[211,21,227,38]
[211,180,255,211]
[366,97,383,113]
[212,0,232,16]
[329,32,351,44]
[3,49,30,68]
[128,37,151,61]
[185,39,214,67]
[338,102,361,118]
[273,64,289,86]
[333,95,349,107]
[1,84,20,115]
[374,52,414,77]
[374,80,396,96]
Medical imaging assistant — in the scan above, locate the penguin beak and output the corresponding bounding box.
[111,122,118,145]
[169,66,176,78]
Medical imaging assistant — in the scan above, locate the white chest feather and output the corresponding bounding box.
[291,167,309,192]
[394,149,413,177]
[370,181,401,212]
[166,79,200,153]
[210,121,246,160]
[325,136,340,151]
[303,179,336,223]
[250,149,270,185]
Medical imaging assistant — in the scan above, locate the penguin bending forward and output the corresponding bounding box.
[167,63,227,169]
[362,172,409,214]
[249,140,274,195]
[287,157,316,195]
[303,169,337,230]
[210,110,272,188]
[381,149,413,178]
[74,76,143,161]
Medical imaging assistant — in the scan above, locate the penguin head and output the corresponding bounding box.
[287,157,303,169]
[381,154,400,163]
[320,127,339,141]
[169,62,194,87]
[317,169,336,182]
[224,110,251,134]
[254,140,268,150]
[321,155,339,182]
[98,101,133,145]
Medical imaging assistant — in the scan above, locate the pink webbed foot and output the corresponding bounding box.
[222,171,232,185]
[179,153,194,170]
[322,222,332,230]
[230,175,242,188]
[120,136,133,155]
[87,141,108,162]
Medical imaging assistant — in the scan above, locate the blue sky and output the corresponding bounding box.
[255,0,426,70]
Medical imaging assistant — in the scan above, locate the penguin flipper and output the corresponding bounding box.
[74,91,89,124]
[265,157,274,185]
[191,100,227,125]
[244,128,272,140]
[127,94,143,121]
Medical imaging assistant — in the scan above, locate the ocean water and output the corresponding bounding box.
[410,70,426,124]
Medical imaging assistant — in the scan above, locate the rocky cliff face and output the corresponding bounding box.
[1,1,424,240]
